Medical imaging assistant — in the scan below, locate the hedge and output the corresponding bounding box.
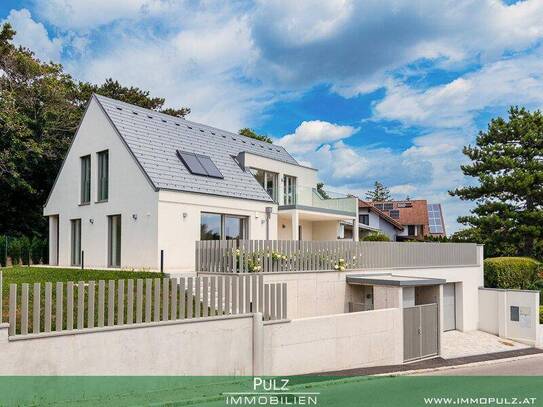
[0,236,48,267]
[361,233,391,242]
[484,257,541,290]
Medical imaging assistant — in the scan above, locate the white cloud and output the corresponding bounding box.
[34,0,163,30]
[275,120,359,154]
[250,0,543,93]
[3,9,62,62]
[374,50,543,128]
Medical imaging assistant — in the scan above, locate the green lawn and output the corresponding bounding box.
[1,266,162,327]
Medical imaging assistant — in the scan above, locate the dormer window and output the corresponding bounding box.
[250,168,278,202]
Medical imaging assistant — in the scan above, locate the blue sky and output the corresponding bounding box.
[3,0,543,233]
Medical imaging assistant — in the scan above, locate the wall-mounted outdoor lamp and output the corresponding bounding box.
[132,214,138,220]
[89,218,94,224]
[182,212,188,219]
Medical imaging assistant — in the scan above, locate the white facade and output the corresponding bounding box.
[44,96,358,272]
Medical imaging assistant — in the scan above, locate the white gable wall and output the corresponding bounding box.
[44,97,159,269]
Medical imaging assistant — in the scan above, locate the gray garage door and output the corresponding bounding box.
[403,303,439,362]
[443,283,456,331]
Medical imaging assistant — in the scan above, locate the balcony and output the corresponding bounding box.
[279,186,358,217]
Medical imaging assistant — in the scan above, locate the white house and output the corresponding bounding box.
[44,95,359,272]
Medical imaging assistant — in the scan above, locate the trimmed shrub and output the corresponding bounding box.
[484,257,541,289]
[30,237,45,264]
[19,236,31,265]
[362,233,391,242]
[540,306,543,325]
[8,238,22,265]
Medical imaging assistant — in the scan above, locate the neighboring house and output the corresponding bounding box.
[341,199,404,240]
[43,95,359,271]
[371,200,446,240]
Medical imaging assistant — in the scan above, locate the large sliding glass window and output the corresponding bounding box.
[201,213,248,241]
[283,175,297,205]
[80,155,91,204]
[108,215,121,267]
[97,150,109,201]
[250,168,278,202]
[70,219,81,266]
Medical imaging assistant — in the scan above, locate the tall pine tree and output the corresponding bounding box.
[365,181,391,201]
[450,107,543,258]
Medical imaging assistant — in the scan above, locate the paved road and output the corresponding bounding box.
[413,354,543,376]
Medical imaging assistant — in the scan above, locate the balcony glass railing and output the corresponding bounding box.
[290,186,358,215]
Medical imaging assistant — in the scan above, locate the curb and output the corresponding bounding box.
[375,353,543,376]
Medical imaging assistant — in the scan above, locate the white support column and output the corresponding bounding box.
[291,211,299,240]
[352,219,359,241]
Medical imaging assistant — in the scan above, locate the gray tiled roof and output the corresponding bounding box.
[95,94,300,202]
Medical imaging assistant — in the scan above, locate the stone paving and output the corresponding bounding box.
[441,330,529,359]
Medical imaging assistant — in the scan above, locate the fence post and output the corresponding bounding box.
[160,250,164,274]
[81,251,84,270]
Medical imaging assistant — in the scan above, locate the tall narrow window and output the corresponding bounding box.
[80,155,91,204]
[70,219,81,266]
[108,215,121,267]
[97,150,109,201]
[283,175,297,205]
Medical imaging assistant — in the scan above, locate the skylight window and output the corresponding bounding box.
[176,150,223,179]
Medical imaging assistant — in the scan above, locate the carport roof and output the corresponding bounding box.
[346,274,446,287]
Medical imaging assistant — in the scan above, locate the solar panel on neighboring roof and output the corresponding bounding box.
[176,150,223,179]
[428,203,444,233]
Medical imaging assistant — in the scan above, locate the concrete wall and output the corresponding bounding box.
[261,309,403,375]
[373,285,402,309]
[43,98,159,270]
[479,288,540,346]
[312,220,340,240]
[262,263,483,331]
[0,309,403,375]
[0,315,254,375]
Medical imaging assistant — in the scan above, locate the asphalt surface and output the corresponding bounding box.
[414,353,543,376]
[313,348,543,376]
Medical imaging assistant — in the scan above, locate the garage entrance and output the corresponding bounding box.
[443,283,456,331]
[403,303,439,362]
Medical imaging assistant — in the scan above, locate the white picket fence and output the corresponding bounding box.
[195,240,480,273]
[1,272,287,338]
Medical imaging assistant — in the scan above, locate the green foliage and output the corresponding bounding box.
[365,181,391,202]
[483,257,541,289]
[362,232,391,242]
[30,236,47,264]
[316,182,330,199]
[8,238,22,265]
[450,107,543,259]
[540,306,543,324]
[0,236,6,267]
[238,128,273,144]
[0,23,190,238]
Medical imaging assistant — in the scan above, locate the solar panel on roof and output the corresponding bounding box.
[198,155,223,178]
[176,150,223,179]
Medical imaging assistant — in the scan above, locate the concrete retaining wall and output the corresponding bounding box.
[260,308,403,375]
[0,315,255,375]
[479,288,540,346]
[0,307,404,375]
[260,263,483,331]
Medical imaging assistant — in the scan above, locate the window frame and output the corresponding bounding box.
[97,150,109,202]
[108,214,122,268]
[359,214,369,225]
[250,168,279,202]
[283,175,297,205]
[70,218,82,266]
[80,155,91,204]
[200,212,249,241]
